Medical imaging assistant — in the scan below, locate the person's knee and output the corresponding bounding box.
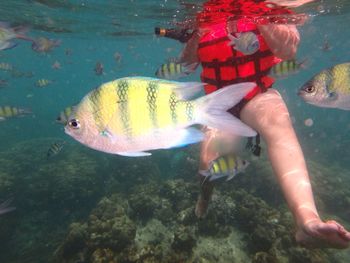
[267,104,292,128]
[241,89,294,137]
[253,102,292,132]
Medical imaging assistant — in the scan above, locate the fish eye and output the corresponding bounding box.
[68,119,80,129]
[304,85,315,93]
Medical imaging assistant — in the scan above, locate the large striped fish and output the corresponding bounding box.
[65,77,256,157]
[299,63,350,110]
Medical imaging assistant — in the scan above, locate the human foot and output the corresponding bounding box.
[296,219,350,249]
[195,175,215,219]
[195,195,209,219]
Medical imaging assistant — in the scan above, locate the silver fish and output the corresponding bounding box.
[155,60,198,79]
[228,32,259,55]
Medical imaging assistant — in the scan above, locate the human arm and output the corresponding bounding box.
[257,0,317,60]
[267,0,316,8]
[258,24,300,60]
[179,30,200,64]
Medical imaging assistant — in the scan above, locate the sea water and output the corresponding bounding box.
[0,0,350,262]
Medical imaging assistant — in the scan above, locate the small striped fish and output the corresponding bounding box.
[271,59,306,78]
[0,106,32,121]
[155,61,197,79]
[47,141,66,159]
[56,105,76,125]
[36,78,53,87]
[199,154,249,182]
[0,62,13,71]
[65,77,256,156]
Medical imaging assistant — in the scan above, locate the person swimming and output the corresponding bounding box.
[175,0,350,249]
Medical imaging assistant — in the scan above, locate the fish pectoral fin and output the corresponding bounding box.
[100,128,119,144]
[226,173,236,181]
[117,151,152,157]
[333,94,350,110]
[227,33,237,46]
[329,91,338,100]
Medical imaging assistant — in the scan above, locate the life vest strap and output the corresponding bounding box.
[200,49,273,68]
[201,67,271,86]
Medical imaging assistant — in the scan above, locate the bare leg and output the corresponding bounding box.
[240,89,350,249]
[195,128,220,218]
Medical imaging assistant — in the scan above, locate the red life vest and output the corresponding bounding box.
[197,0,293,99]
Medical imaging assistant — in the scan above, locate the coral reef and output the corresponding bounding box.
[0,138,160,263]
[1,139,350,263]
[54,171,347,263]
[55,195,136,262]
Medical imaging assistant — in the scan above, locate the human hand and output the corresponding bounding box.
[296,218,350,249]
[267,0,316,8]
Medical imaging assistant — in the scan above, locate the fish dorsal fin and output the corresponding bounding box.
[167,57,180,63]
[173,82,204,100]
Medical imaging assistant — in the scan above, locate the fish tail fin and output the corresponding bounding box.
[18,108,32,115]
[194,83,257,137]
[183,62,199,75]
[298,58,310,69]
[13,25,29,34]
[53,39,62,47]
[13,25,34,42]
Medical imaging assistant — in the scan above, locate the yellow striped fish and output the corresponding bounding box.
[0,62,13,71]
[65,77,256,156]
[36,79,53,87]
[0,106,32,121]
[199,154,249,182]
[155,61,197,79]
[47,141,66,159]
[56,105,76,125]
[271,59,306,78]
[299,63,350,110]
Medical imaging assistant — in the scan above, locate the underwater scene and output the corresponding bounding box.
[1,0,350,262]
